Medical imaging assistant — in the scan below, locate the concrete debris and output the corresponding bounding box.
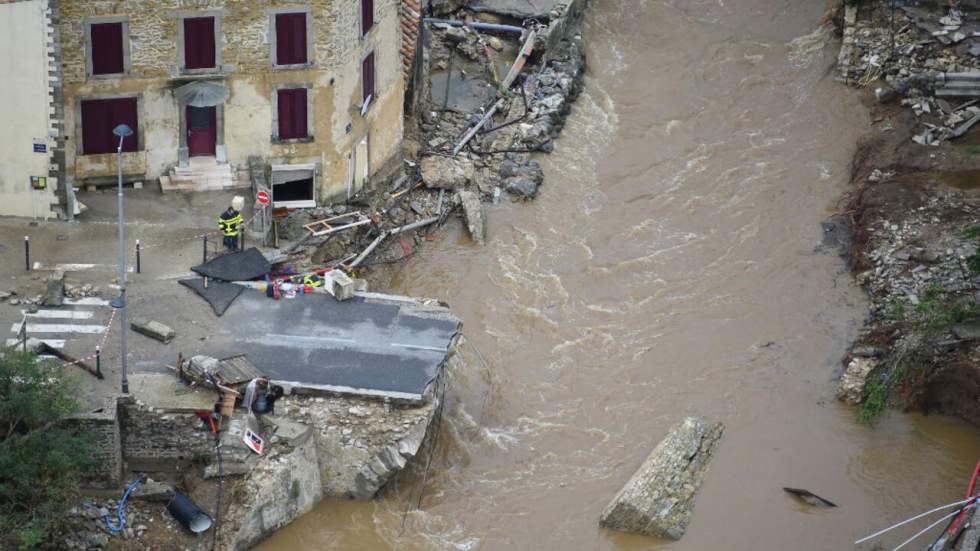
[131,319,176,344]
[457,190,486,244]
[420,155,475,189]
[599,417,725,540]
[838,357,879,406]
[41,269,64,307]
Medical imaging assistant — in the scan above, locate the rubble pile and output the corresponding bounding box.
[840,1,980,145]
[841,182,980,407]
[271,4,587,283]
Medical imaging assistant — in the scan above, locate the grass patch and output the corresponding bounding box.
[911,284,980,337]
[959,145,980,156]
[858,358,910,425]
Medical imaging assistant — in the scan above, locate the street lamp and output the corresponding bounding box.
[112,124,132,395]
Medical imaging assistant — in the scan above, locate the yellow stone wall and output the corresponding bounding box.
[59,0,403,203]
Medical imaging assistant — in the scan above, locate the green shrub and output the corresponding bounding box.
[0,349,94,550]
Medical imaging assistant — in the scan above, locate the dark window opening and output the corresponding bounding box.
[275,12,308,65]
[273,178,314,202]
[189,106,212,130]
[184,17,216,70]
[277,88,309,140]
[362,52,375,106]
[81,98,138,155]
[361,0,374,36]
[91,22,124,75]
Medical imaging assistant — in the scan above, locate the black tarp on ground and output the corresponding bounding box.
[191,248,271,282]
[179,279,245,316]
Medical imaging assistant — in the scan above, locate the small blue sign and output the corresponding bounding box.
[33,143,46,153]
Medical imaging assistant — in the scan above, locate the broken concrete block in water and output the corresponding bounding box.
[457,190,485,245]
[131,319,176,344]
[599,417,724,540]
[420,155,475,189]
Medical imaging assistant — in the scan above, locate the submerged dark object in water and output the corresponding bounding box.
[783,487,837,507]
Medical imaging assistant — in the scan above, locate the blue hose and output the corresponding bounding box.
[103,477,143,534]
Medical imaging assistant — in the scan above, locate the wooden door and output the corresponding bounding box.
[187,105,216,157]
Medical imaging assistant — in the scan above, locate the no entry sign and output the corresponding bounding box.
[256,191,270,206]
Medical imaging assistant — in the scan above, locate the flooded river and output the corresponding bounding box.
[262,1,980,549]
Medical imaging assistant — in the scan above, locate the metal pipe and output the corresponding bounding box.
[423,17,525,34]
[24,236,29,271]
[203,236,208,264]
[135,240,141,274]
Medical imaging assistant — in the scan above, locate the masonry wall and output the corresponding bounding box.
[119,401,213,470]
[58,0,404,203]
[64,396,122,490]
[0,0,60,218]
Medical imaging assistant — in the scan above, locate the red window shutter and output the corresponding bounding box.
[81,98,138,155]
[362,52,375,104]
[361,0,374,36]
[91,22,124,75]
[184,17,216,70]
[275,13,307,65]
[278,89,308,140]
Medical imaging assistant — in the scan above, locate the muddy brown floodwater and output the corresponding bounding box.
[262,2,980,550]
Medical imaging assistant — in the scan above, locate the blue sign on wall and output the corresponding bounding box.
[32,143,46,153]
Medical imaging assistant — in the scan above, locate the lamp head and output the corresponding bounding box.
[112,124,134,138]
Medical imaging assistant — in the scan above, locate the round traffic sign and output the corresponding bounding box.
[256,191,270,206]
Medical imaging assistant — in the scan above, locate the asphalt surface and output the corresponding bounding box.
[201,290,461,401]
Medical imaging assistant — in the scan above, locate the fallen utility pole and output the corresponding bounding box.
[452,28,538,156]
[423,17,524,34]
[349,217,440,269]
[38,343,103,380]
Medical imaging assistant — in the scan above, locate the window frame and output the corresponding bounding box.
[269,7,314,69]
[175,12,223,75]
[84,17,131,78]
[361,50,376,114]
[360,0,375,38]
[271,84,315,144]
[76,95,142,156]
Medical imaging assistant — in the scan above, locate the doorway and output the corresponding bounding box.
[187,105,216,157]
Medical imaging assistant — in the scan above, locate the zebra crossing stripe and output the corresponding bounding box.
[64,298,111,307]
[21,310,95,320]
[5,338,65,348]
[10,323,107,334]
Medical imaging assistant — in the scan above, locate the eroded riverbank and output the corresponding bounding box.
[261,2,980,550]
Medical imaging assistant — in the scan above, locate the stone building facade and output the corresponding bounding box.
[57,0,404,205]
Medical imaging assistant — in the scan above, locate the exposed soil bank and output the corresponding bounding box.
[836,0,980,428]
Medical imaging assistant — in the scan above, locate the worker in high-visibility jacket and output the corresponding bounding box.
[218,205,243,251]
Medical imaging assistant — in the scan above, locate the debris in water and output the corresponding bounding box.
[783,487,837,507]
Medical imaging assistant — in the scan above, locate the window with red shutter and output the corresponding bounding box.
[277,88,309,140]
[184,17,216,70]
[275,12,308,66]
[80,98,139,155]
[362,51,375,106]
[361,0,374,37]
[90,22,124,75]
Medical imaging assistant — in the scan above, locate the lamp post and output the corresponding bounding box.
[112,124,133,395]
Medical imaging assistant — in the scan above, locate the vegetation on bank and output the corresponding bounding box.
[0,349,93,550]
[859,279,980,424]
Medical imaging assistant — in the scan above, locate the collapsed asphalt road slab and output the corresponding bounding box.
[203,290,462,403]
[191,247,271,281]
